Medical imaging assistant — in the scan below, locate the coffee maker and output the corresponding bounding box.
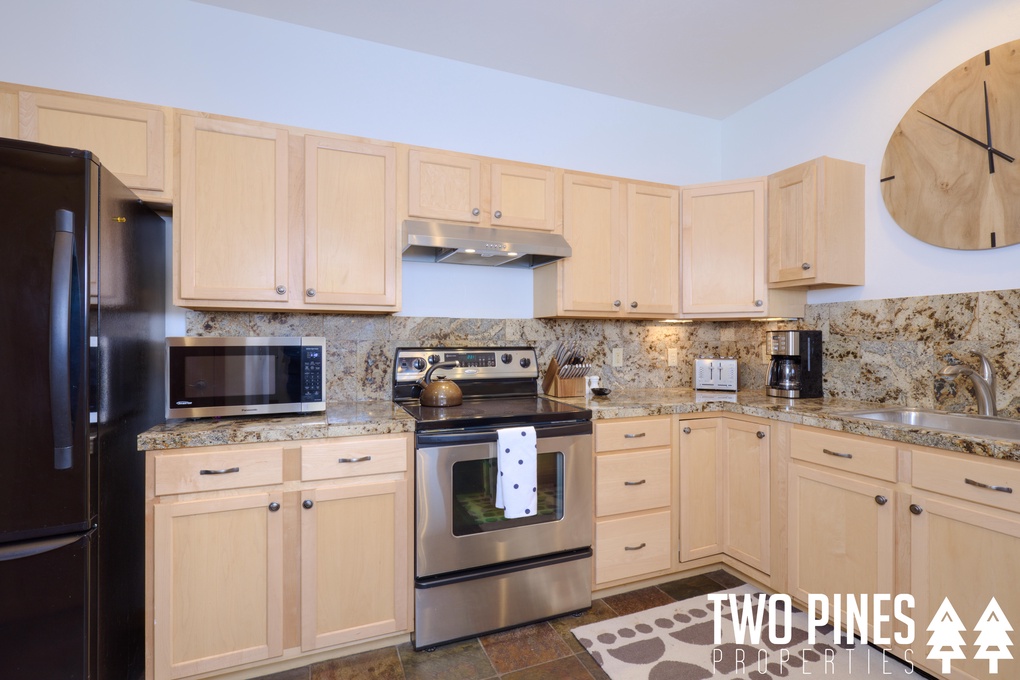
[766,330,823,398]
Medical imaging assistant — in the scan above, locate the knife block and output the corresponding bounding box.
[542,357,585,397]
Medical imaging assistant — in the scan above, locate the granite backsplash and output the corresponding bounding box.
[186,288,1019,418]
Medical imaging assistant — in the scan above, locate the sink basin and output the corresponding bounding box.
[838,408,1020,442]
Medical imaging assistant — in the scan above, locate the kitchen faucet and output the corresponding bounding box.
[938,351,998,417]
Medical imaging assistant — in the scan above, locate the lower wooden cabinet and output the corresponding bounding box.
[146,435,412,680]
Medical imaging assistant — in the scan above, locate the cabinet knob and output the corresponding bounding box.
[306,288,316,297]
[268,502,280,512]
[683,426,691,434]
[909,504,923,515]
[494,210,502,219]
[630,301,638,308]
[874,495,888,506]
[472,208,480,216]
[275,285,287,295]
[613,300,621,307]
[756,431,766,439]
[802,262,812,270]
[754,299,764,307]
[303,499,314,509]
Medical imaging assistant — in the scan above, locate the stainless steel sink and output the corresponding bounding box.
[838,408,1020,442]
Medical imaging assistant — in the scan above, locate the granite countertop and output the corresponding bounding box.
[138,389,1020,461]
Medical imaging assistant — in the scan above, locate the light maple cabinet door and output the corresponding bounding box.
[489,162,556,231]
[558,173,623,314]
[787,464,895,642]
[176,115,289,305]
[720,420,770,573]
[304,136,398,309]
[0,90,18,138]
[625,183,680,316]
[153,492,283,680]
[407,149,482,223]
[300,479,408,651]
[768,156,864,288]
[19,91,171,200]
[678,418,723,562]
[681,179,767,317]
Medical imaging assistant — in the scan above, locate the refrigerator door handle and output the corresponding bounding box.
[0,533,82,562]
[50,209,75,471]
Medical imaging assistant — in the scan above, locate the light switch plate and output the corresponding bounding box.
[667,348,678,367]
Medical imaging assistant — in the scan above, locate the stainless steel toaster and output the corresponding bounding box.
[694,357,738,391]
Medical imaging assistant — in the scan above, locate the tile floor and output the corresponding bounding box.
[252,569,743,680]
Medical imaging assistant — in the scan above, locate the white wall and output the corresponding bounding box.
[1,0,721,319]
[722,0,1020,304]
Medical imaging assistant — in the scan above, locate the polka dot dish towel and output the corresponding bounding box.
[495,426,537,519]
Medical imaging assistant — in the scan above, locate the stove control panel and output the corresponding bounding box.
[394,347,539,383]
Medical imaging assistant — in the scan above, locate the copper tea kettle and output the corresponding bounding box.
[417,360,462,407]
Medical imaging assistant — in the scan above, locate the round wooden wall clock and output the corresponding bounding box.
[881,38,1020,250]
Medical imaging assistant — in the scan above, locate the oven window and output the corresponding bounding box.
[451,452,563,535]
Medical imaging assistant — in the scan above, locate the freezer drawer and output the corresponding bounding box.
[0,531,93,679]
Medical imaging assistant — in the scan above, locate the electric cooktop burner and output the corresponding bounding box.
[392,346,592,431]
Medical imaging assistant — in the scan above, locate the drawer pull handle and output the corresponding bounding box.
[338,456,373,463]
[624,543,647,551]
[199,467,240,475]
[624,480,647,486]
[624,432,646,439]
[965,478,1013,494]
[822,448,853,459]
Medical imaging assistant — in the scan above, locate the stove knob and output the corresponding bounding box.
[519,357,531,368]
[501,353,513,364]
[412,358,426,371]
[428,354,441,365]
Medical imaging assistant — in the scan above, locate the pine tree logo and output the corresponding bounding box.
[927,597,967,673]
[974,597,1013,674]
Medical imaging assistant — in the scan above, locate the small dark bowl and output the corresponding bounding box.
[591,387,612,397]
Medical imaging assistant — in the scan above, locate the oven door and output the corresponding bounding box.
[415,422,592,579]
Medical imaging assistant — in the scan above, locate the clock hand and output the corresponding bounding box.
[983,81,995,173]
[917,110,1015,163]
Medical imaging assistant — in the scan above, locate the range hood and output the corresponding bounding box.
[401,220,571,268]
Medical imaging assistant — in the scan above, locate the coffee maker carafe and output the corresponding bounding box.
[766,330,822,398]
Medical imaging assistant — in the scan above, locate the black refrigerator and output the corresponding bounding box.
[0,138,166,679]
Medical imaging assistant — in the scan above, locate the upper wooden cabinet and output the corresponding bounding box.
[176,114,290,306]
[535,174,679,319]
[175,114,400,313]
[767,156,864,288]
[18,89,172,203]
[406,148,558,231]
[681,178,805,319]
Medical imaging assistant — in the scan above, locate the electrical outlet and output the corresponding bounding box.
[667,348,678,367]
[612,348,623,367]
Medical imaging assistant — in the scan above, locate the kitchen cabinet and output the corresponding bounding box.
[406,148,558,231]
[175,114,400,312]
[0,89,17,139]
[593,416,676,586]
[767,156,864,288]
[681,178,805,319]
[17,88,172,203]
[908,447,1020,680]
[534,174,679,319]
[678,417,770,574]
[146,434,412,680]
[787,427,897,642]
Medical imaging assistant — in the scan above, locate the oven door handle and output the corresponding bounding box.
[416,421,592,447]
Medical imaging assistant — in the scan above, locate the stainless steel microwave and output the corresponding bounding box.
[166,337,325,419]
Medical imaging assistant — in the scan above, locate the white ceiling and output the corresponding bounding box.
[196,0,942,119]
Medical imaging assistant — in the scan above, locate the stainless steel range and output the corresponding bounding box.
[393,346,593,649]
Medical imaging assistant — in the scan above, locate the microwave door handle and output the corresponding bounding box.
[50,209,75,471]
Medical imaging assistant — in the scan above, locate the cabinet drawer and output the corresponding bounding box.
[596,449,671,516]
[154,447,284,496]
[595,417,671,452]
[301,436,408,481]
[913,450,1020,514]
[790,427,897,482]
[595,511,671,584]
